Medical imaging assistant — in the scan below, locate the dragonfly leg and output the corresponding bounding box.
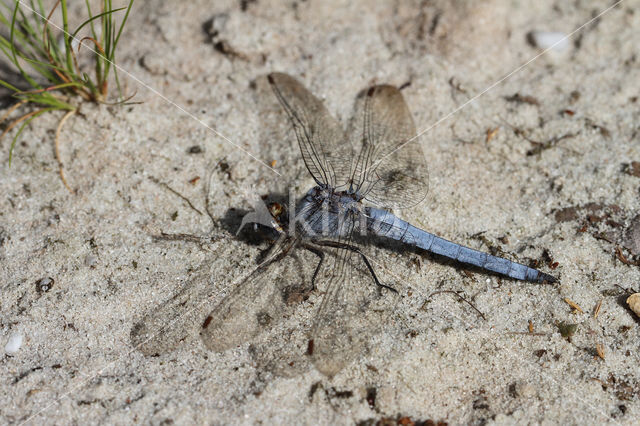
[311,239,397,293]
[301,243,324,291]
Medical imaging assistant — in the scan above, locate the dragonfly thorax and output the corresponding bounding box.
[305,186,362,213]
[292,186,366,239]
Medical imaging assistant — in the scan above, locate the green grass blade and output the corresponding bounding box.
[21,55,74,73]
[9,1,42,89]
[102,0,133,82]
[71,6,127,40]
[81,72,99,96]
[59,0,75,72]
[46,29,65,67]
[112,0,134,52]
[7,5,60,83]
[12,51,70,85]
[101,0,109,66]
[0,79,21,92]
[112,58,124,99]
[83,0,98,39]
[22,95,75,110]
[110,0,133,57]
[35,0,46,17]
[15,4,49,56]
[18,92,75,110]
[5,18,50,63]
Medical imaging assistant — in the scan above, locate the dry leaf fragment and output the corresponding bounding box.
[564,298,584,313]
[26,388,41,398]
[486,127,499,143]
[557,322,577,339]
[596,343,605,360]
[593,299,603,319]
[627,161,640,178]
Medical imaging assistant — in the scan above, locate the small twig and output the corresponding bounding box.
[428,290,486,320]
[149,176,203,216]
[42,0,62,54]
[1,108,46,141]
[614,283,638,295]
[153,232,201,242]
[152,231,221,244]
[507,331,548,336]
[98,91,139,106]
[204,159,225,225]
[0,100,27,125]
[615,246,640,266]
[593,299,603,319]
[15,83,81,96]
[55,109,76,193]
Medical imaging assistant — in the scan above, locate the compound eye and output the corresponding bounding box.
[268,202,283,218]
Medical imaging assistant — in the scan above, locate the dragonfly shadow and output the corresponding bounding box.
[218,190,288,245]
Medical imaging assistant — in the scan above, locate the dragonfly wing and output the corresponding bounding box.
[350,85,429,208]
[268,72,353,188]
[200,236,308,352]
[130,266,220,356]
[309,222,400,376]
[131,236,308,357]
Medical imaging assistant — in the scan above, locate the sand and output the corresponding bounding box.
[1,0,639,424]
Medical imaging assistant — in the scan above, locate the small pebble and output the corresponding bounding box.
[35,277,54,293]
[187,145,203,154]
[84,254,98,268]
[624,214,640,256]
[5,332,23,355]
[514,382,536,398]
[527,31,569,51]
[627,293,640,317]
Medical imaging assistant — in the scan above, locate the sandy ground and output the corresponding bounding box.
[1,0,640,424]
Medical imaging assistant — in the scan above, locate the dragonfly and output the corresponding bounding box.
[131,73,556,377]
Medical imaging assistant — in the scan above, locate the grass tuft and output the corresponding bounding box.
[0,0,135,190]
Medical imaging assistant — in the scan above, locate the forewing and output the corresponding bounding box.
[268,73,353,188]
[350,85,428,208]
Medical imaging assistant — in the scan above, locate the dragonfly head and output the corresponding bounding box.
[267,201,289,229]
[236,199,286,236]
[268,201,285,221]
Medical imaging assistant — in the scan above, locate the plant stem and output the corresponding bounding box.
[59,0,74,74]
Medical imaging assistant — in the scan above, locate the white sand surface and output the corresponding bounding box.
[1,0,639,424]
